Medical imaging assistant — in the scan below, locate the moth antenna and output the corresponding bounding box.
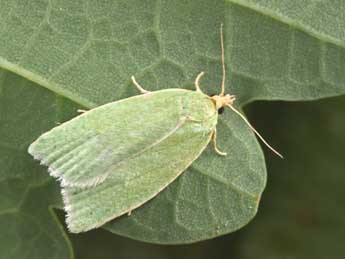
[220,23,226,96]
[227,104,284,159]
[131,76,151,94]
[195,71,205,93]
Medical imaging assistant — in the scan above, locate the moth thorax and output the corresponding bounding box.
[211,94,236,110]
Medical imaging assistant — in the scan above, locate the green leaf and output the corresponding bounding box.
[0,0,345,255]
[0,70,76,259]
[1,0,345,107]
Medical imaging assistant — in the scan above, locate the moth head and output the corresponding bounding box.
[210,94,236,110]
[195,23,283,159]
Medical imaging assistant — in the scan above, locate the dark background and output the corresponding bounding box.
[65,94,345,259]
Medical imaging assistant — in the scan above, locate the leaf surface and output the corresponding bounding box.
[0,0,345,254]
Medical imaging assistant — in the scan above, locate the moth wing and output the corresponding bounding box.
[62,118,213,233]
[28,91,191,188]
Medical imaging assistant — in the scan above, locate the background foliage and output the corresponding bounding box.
[0,0,344,258]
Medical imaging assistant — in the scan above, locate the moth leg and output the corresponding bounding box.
[131,76,151,94]
[194,71,207,95]
[184,110,218,124]
[211,128,227,156]
[127,210,132,216]
[185,116,204,123]
[77,109,87,113]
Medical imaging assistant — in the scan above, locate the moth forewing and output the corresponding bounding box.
[29,89,218,232]
[58,92,218,232]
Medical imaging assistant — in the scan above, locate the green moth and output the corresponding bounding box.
[28,24,282,233]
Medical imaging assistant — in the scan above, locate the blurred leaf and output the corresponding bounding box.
[237,95,345,259]
[0,0,345,256]
[70,224,237,259]
[0,70,77,259]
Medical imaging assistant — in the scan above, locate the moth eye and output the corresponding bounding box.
[218,107,224,115]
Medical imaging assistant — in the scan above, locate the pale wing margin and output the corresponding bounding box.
[62,118,214,233]
[28,90,188,188]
